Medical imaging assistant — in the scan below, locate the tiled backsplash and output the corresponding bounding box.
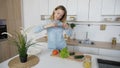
[73,23,120,43]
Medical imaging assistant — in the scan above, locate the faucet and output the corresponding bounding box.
[79,32,94,45]
[84,32,90,44]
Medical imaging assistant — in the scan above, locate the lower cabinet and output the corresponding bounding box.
[67,46,80,52]
[0,40,17,63]
[99,48,120,58]
[67,46,99,55]
[78,46,99,55]
[67,45,120,58]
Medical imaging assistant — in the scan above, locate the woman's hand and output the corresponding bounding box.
[62,23,69,29]
[44,23,57,28]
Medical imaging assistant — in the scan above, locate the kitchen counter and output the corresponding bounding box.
[36,37,120,50]
[78,41,120,50]
[0,48,120,68]
[68,21,120,25]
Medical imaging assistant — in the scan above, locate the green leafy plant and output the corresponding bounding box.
[14,32,36,57]
[70,23,76,29]
[2,28,37,62]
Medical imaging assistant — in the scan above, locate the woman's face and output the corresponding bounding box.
[54,9,64,20]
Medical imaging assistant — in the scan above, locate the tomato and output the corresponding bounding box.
[52,49,59,55]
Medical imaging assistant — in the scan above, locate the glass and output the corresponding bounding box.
[83,55,91,68]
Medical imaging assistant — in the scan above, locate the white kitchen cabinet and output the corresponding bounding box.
[22,0,41,28]
[67,46,73,52]
[77,0,89,21]
[67,46,80,52]
[101,0,120,15]
[114,0,120,15]
[48,0,77,15]
[99,48,120,58]
[101,0,115,15]
[49,0,66,15]
[40,0,49,15]
[78,46,99,55]
[89,0,102,21]
[77,0,102,21]
[66,0,77,15]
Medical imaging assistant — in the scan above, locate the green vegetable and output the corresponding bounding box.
[74,55,84,59]
[70,23,76,29]
[60,47,69,58]
[69,52,75,56]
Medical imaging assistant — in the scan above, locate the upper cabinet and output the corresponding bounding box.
[66,0,77,15]
[48,0,77,15]
[114,0,120,15]
[77,0,102,21]
[101,0,120,15]
[49,0,66,15]
[40,0,49,15]
[22,0,41,28]
[77,0,89,21]
[89,0,102,21]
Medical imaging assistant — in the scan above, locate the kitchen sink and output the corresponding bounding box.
[97,59,120,68]
[78,39,95,45]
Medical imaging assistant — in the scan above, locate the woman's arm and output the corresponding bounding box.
[34,20,57,33]
[62,23,72,36]
[44,23,57,29]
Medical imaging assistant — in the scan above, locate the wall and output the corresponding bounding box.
[74,22,120,43]
[0,0,7,19]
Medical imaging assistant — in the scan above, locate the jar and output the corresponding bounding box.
[70,16,75,21]
[112,37,116,45]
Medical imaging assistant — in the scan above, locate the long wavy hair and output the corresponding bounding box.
[50,5,67,23]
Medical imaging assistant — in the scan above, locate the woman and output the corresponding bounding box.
[34,5,71,50]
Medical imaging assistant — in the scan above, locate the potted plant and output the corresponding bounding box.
[2,28,37,63]
[69,23,76,29]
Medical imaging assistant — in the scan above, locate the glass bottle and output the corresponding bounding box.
[83,55,91,68]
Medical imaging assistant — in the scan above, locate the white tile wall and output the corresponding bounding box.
[74,24,120,43]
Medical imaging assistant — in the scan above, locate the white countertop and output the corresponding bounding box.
[0,48,120,68]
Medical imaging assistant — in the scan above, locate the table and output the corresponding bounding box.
[0,49,120,68]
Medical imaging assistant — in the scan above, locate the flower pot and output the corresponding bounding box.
[19,54,28,63]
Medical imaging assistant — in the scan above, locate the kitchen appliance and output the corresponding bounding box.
[0,19,7,39]
[97,59,120,68]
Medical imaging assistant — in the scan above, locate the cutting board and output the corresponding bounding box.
[51,52,85,62]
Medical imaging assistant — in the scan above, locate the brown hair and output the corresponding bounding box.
[50,5,67,23]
